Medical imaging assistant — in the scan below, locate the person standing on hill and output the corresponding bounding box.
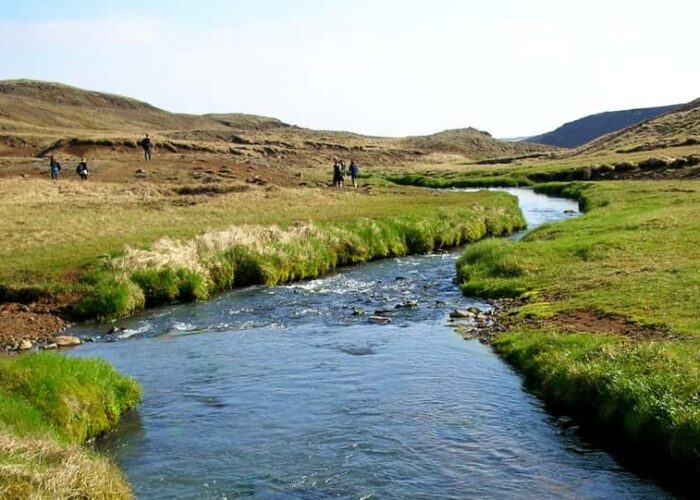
[49,155,61,180]
[76,158,89,181]
[141,134,153,161]
[349,160,359,188]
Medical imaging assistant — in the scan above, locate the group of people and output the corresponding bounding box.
[48,156,89,181]
[47,133,153,180]
[332,158,360,189]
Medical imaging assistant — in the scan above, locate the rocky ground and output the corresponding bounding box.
[0,303,80,353]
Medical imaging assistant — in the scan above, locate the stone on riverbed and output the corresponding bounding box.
[55,335,82,347]
[369,316,392,324]
[18,339,33,351]
[450,309,475,319]
[395,300,418,309]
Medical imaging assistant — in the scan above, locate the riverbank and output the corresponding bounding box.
[455,181,700,477]
[0,352,141,497]
[0,180,525,342]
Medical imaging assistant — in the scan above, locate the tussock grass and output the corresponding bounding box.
[456,180,700,471]
[0,432,132,499]
[0,353,140,498]
[76,198,525,319]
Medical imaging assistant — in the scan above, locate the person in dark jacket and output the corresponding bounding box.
[141,134,153,161]
[76,158,89,181]
[49,155,61,180]
[349,160,359,188]
[332,158,342,188]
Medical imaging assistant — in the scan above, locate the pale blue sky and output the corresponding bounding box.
[1,0,698,136]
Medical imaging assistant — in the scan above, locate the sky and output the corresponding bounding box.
[1,0,698,137]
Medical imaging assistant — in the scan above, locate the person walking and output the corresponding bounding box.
[76,158,89,181]
[332,158,342,189]
[349,160,359,188]
[338,159,346,189]
[141,134,153,161]
[49,155,61,180]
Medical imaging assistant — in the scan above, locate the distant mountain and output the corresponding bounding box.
[577,98,700,154]
[529,105,681,148]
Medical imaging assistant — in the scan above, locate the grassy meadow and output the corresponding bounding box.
[0,178,525,319]
[455,180,700,471]
[384,144,700,188]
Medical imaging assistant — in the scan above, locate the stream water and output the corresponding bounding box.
[71,189,669,499]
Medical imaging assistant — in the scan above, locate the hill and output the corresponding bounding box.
[0,79,550,165]
[403,128,549,159]
[529,104,680,148]
[578,98,700,155]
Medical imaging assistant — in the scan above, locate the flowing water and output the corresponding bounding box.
[71,189,669,499]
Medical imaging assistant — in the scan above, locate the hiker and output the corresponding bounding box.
[76,158,89,181]
[349,160,359,188]
[338,159,346,188]
[49,155,61,180]
[332,158,342,188]
[141,134,153,161]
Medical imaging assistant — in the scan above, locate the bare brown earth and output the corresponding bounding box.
[0,303,69,352]
[545,310,675,340]
[451,302,676,344]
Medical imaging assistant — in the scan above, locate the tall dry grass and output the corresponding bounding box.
[0,432,132,499]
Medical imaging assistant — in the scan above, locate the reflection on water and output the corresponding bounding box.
[72,190,667,499]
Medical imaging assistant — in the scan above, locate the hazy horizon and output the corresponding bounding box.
[1,0,698,137]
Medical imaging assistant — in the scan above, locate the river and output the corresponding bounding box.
[71,189,669,499]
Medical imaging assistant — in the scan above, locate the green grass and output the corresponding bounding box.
[75,193,526,320]
[0,181,520,300]
[387,172,531,188]
[455,180,700,471]
[383,146,700,190]
[458,181,700,332]
[495,329,700,466]
[0,353,141,444]
[0,353,141,498]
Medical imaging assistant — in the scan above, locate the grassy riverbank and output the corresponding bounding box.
[385,145,700,188]
[0,179,525,320]
[456,181,700,473]
[0,353,141,498]
[76,190,525,320]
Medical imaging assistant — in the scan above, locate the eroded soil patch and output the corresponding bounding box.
[542,309,675,340]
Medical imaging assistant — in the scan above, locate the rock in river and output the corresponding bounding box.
[18,339,33,351]
[450,309,475,319]
[369,316,392,324]
[395,300,418,309]
[55,335,82,347]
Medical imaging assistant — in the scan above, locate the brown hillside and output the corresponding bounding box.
[0,80,553,174]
